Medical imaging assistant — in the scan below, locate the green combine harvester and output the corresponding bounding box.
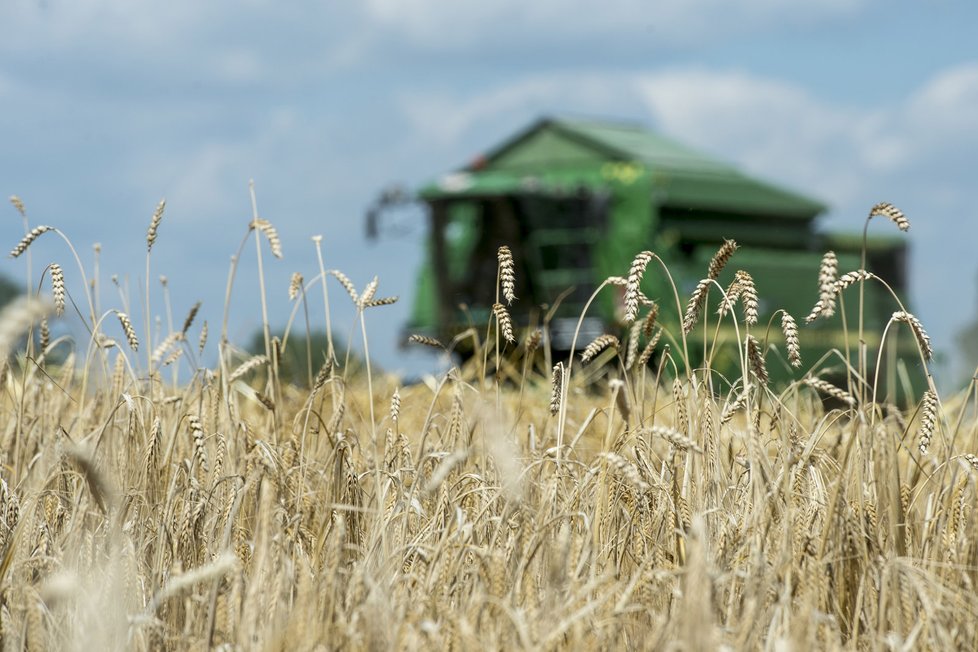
[396,116,915,385]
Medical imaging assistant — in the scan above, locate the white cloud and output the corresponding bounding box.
[363,0,867,48]
[902,63,978,152]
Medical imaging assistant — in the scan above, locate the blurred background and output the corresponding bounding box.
[1,0,976,386]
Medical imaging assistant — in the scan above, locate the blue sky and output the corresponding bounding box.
[2,0,977,382]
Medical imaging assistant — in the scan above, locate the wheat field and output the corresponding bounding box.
[0,195,976,650]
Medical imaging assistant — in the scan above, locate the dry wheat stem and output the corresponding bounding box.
[717,276,743,318]
[892,310,934,361]
[708,239,739,279]
[804,376,856,405]
[289,272,304,300]
[624,251,653,323]
[497,245,516,305]
[407,334,445,349]
[735,271,759,326]
[251,218,283,258]
[146,199,166,251]
[642,302,659,339]
[833,270,874,293]
[181,301,201,336]
[363,296,399,308]
[115,311,139,352]
[917,389,937,455]
[10,225,53,258]
[644,425,703,453]
[492,303,515,344]
[597,452,650,493]
[151,332,183,365]
[869,201,910,232]
[390,389,401,424]
[814,251,838,320]
[358,276,379,309]
[637,327,662,367]
[330,269,359,305]
[49,263,65,316]
[39,318,50,352]
[746,335,768,385]
[683,279,712,334]
[781,312,801,368]
[549,362,564,415]
[198,320,208,354]
[581,334,619,364]
[228,355,269,384]
[9,195,26,216]
[625,321,642,370]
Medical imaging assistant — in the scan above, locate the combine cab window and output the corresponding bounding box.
[439,192,609,325]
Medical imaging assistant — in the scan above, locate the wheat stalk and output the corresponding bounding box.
[49,264,65,316]
[10,226,53,258]
[804,376,856,405]
[363,296,398,308]
[580,334,618,364]
[625,320,642,371]
[708,239,738,279]
[637,327,662,367]
[833,270,873,293]
[146,199,166,251]
[181,301,201,336]
[390,389,401,424]
[892,310,933,361]
[717,275,743,318]
[198,320,208,354]
[330,270,359,305]
[9,195,26,216]
[497,246,516,305]
[549,362,564,416]
[643,425,703,453]
[624,251,653,323]
[809,251,838,322]
[251,218,283,258]
[188,414,209,473]
[917,389,937,455]
[289,272,304,300]
[151,332,183,365]
[229,355,269,384]
[115,311,139,351]
[596,452,650,493]
[358,276,379,309]
[869,201,910,232]
[781,312,801,368]
[492,303,515,344]
[746,335,768,385]
[163,347,183,367]
[407,334,445,349]
[39,318,50,352]
[735,271,759,326]
[683,279,712,334]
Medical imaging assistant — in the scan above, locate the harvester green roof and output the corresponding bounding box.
[420,117,826,219]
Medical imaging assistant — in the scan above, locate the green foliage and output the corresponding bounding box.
[0,274,19,308]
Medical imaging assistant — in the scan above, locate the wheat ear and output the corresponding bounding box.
[497,245,516,304]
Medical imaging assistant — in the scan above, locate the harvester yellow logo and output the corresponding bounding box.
[601,161,644,185]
